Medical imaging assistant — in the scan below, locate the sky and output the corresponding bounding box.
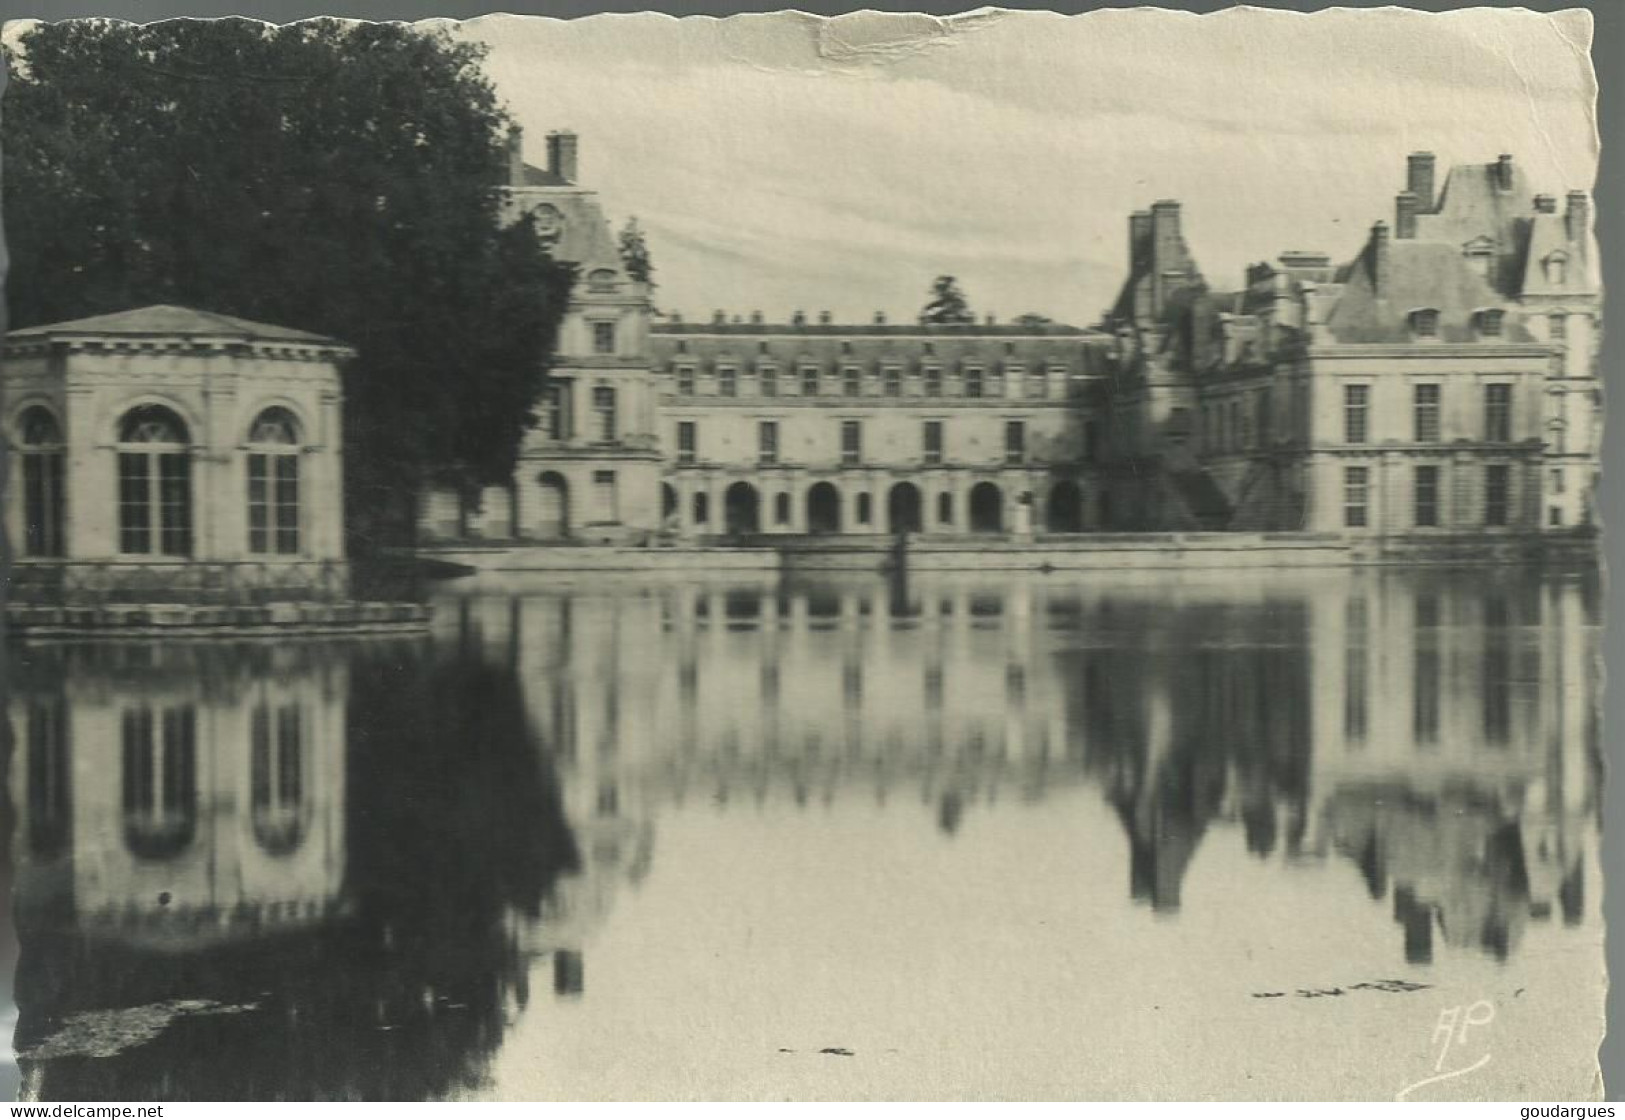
[450,7,1597,327]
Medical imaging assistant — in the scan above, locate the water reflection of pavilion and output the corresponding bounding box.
[7,640,582,1102]
[441,567,1599,965]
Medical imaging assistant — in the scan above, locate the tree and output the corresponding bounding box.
[2,19,576,545]
[919,275,974,325]
[618,217,653,285]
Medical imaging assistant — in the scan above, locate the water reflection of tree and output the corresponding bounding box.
[17,645,579,1102]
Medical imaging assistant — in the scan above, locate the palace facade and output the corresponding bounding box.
[418,139,1599,544]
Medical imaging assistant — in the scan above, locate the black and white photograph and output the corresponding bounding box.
[0,3,1606,1102]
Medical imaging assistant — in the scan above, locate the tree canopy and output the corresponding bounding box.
[2,18,575,542]
[618,217,653,285]
[919,275,974,325]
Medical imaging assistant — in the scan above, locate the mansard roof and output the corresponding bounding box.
[1323,240,1536,345]
[8,304,342,345]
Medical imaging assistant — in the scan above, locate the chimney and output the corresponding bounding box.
[818,310,832,325]
[874,311,886,325]
[1495,153,1514,191]
[546,130,579,185]
[792,310,807,327]
[1150,200,1183,315]
[712,309,726,325]
[1565,190,1589,247]
[506,125,526,187]
[1371,221,1391,296]
[1395,191,1420,239]
[750,310,763,325]
[1129,210,1153,271]
[1406,152,1436,211]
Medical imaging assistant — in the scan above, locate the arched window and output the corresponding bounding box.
[117,405,191,556]
[17,406,65,557]
[1408,308,1440,340]
[251,701,308,854]
[247,407,301,555]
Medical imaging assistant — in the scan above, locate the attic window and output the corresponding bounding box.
[1409,308,1440,339]
[587,268,618,292]
[1476,309,1505,338]
[1544,252,1568,286]
[1462,238,1494,280]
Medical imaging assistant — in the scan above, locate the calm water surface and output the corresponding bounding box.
[5,566,1604,1100]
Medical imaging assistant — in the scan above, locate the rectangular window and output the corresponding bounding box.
[249,453,300,555]
[119,453,151,554]
[841,420,862,466]
[718,366,737,397]
[1413,383,1441,443]
[676,421,696,464]
[1005,420,1026,465]
[1344,384,1369,444]
[676,365,695,395]
[923,420,943,466]
[924,366,942,397]
[22,451,64,558]
[591,470,618,523]
[964,367,984,399]
[1485,463,1510,526]
[759,421,779,465]
[1026,371,1047,399]
[760,366,778,398]
[1552,467,1566,494]
[540,386,565,439]
[1343,597,1369,744]
[801,367,819,397]
[1414,464,1440,528]
[592,386,617,442]
[1344,466,1370,528]
[592,321,616,355]
[1549,313,1567,341]
[1484,384,1513,442]
[843,367,861,397]
[157,454,191,557]
[883,366,902,397]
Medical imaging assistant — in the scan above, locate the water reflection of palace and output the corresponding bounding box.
[7,640,582,1102]
[440,567,1599,965]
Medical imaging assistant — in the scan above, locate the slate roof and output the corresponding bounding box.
[8,304,343,346]
[650,325,1102,372]
[1323,239,1535,345]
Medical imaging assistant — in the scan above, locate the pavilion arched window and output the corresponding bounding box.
[247,407,302,555]
[17,406,65,557]
[117,405,192,556]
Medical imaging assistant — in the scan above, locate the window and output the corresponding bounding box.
[1344,385,1369,444]
[121,704,197,858]
[592,321,616,355]
[1409,308,1440,339]
[717,366,737,397]
[676,421,697,464]
[856,493,872,525]
[1343,597,1369,744]
[540,385,565,439]
[775,492,791,526]
[1545,254,1568,286]
[247,407,301,555]
[26,696,69,857]
[938,491,953,525]
[592,386,617,442]
[883,366,902,397]
[759,421,779,465]
[1485,463,1510,526]
[801,367,819,397]
[1413,384,1440,443]
[841,420,862,466]
[592,470,619,523]
[923,420,943,466]
[1549,313,1568,341]
[843,367,861,397]
[922,366,942,398]
[675,365,695,395]
[1552,467,1566,493]
[760,365,779,398]
[1414,464,1440,527]
[251,702,305,853]
[1026,371,1047,399]
[964,367,984,399]
[1550,505,1564,527]
[1484,384,1512,442]
[1004,420,1026,465]
[1477,309,1504,338]
[117,405,191,557]
[18,406,64,557]
[693,492,709,525]
[1344,466,1370,528]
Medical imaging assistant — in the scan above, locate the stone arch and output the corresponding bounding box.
[725,481,761,535]
[888,482,923,534]
[535,471,570,539]
[1046,479,1084,532]
[807,481,841,534]
[969,481,1004,534]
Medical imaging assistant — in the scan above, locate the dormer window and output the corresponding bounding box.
[1462,237,1495,280]
[587,268,618,293]
[1544,252,1568,286]
[1408,308,1440,340]
[1475,308,1505,338]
